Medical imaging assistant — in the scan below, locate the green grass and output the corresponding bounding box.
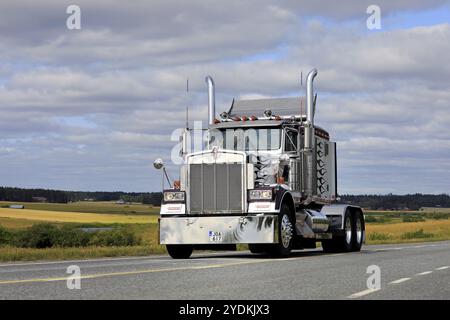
[423,212,450,220]
[0,245,165,262]
[368,232,391,241]
[402,215,426,223]
[400,229,434,240]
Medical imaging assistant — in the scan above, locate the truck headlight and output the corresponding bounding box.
[248,189,273,201]
[163,191,185,202]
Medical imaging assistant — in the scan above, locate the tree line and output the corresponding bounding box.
[1,187,449,209]
[0,187,162,206]
[339,193,450,210]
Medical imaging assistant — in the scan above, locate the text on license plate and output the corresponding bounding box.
[208,231,223,242]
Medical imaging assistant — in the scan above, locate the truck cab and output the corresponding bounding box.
[156,69,365,259]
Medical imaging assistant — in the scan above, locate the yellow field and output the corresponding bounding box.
[0,201,159,215]
[0,208,158,225]
[366,219,450,243]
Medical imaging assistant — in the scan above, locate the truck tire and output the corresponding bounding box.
[166,245,193,259]
[322,209,353,253]
[352,212,364,252]
[269,203,294,257]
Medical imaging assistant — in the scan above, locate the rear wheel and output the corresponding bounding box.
[322,210,353,253]
[352,213,364,252]
[269,204,294,257]
[166,245,193,259]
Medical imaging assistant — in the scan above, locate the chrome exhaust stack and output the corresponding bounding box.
[305,68,317,150]
[205,76,216,125]
[303,68,318,199]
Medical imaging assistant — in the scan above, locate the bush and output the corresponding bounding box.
[88,229,140,247]
[14,223,60,248]
[364,216,390,224]
[0,225,13,246]
[368,232,391,241]
[401,229,434,240]
[424,212,450,220]
[11,224,141,248]
[54,226,91,247]
[402,216,426,223]
[364,216,377,223]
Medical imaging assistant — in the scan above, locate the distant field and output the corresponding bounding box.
[0,201,159,215]
[0,208,158,225]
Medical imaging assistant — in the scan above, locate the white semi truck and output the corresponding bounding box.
[154,69,365,259]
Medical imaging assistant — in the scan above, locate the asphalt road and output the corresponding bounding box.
[0,241,449,300]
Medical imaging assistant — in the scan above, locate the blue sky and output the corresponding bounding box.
[385,2,450,29]
[0,0,449,194]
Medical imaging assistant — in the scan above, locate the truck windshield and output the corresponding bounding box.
[209,128,281,151]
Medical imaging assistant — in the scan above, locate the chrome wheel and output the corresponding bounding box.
[280,214,293,249]
[345,217,352,245]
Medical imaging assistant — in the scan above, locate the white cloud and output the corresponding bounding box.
[0,1,449,193]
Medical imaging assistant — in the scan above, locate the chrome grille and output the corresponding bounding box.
[189,163,243,214]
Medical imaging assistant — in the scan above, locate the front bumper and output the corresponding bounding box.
[159,215,278,245]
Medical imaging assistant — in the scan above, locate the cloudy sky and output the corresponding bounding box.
[0,0,449,194]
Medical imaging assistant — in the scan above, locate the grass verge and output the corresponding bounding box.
[0,245,166,262]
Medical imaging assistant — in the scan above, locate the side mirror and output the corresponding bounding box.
[153,158,164,170]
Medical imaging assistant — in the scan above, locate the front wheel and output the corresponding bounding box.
[166,245,193,259]
[269,204,294,257]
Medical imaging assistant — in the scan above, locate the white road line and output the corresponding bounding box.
[389,277,411,284]
[436,266,449,270]
[0,259,274,285]
[371,242,447,253]
[415,271,433,276]
[0,254,246,268]
[347,288,380,299]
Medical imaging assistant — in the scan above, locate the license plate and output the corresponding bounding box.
[208,231,223,242]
